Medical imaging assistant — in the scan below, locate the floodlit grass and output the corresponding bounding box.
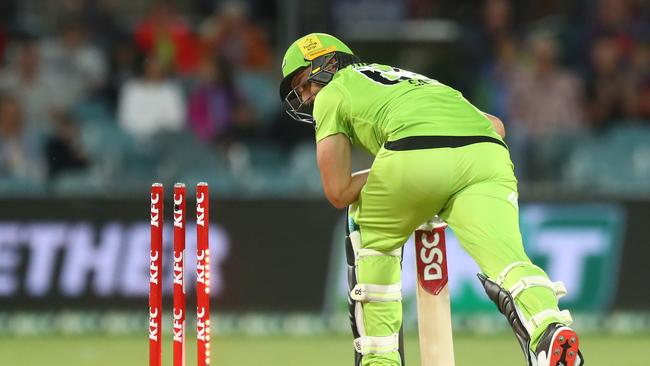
[0,333,648,366]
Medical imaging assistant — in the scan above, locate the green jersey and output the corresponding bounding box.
[313,63,502,155]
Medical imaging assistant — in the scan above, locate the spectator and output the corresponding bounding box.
[201,2,278,131]
[105,37,139,109]
[585,35,633,129]
[39,19,107,108]
[200,1,272,72]
[586,0,649,70]
[591,0,646,39]
[510,33,585,138]
[44,111,89,178]
[473,36,521,120]
[483,0,512,41]
[461,0,515,95]
[0,38,59,132]
[117,56,185,140]
[0,95,44,180]
[188,56,254,144]
[134,0,200,75]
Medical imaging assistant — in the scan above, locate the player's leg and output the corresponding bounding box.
[349,148,452,366]
[438,143,583,366]
[346,209,405,366]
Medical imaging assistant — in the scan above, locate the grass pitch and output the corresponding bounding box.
[1,333,648,365]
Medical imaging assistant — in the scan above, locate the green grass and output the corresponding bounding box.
[0,334,648,365]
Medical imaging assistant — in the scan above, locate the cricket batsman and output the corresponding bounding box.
[279,33,584,366]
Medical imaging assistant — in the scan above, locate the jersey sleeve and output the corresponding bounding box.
[313,83,351,142]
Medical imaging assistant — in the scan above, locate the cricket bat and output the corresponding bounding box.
[414,218,455,366]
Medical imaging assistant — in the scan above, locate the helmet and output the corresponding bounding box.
[279,33,355,125]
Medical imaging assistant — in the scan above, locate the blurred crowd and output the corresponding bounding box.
[0,0,648,194]
[460,0,649,179]
[0,0,287,186]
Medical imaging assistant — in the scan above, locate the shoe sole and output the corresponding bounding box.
[548,327,580,366]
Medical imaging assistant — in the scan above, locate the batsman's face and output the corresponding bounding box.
[292,67,322,105]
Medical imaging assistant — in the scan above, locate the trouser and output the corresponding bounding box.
[350,139,566,365]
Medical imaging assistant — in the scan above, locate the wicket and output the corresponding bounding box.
[173,183,187,366]
[150,182,211,366]
[196,182,211,365]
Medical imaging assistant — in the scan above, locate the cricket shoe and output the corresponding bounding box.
[535,323,584,366]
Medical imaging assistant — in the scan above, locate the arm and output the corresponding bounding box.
[483,112,506,138]
[316,133,369,209]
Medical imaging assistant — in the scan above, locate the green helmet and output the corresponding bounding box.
[279,33,355,124]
